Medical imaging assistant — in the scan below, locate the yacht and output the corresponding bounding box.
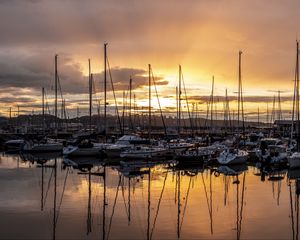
[63,140,107,158]
[217,148,248,165]
[22,139,63,153]
[104,135,148,158]
[4,139,25,151]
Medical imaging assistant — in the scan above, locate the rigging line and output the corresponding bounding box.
[181,70,194,135]
[55,168,69,224]
[92,75,102,112]
[57,75,68,120]
[44,90,51,115]
[106,175,122,240]
[151,69,167,135]
[57,75,64,102]
[180,176,192,231]
[107,57,123,133]
[150,173,168,239]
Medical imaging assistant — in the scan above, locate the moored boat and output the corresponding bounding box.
[217,148,248,165]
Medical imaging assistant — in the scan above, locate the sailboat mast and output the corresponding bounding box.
[104,43,108,138]
[178,65,182,136]
[278,91,282,121]
[129,76,132,130]
[257,107,260,128]
[294,40,300,150]
[237,51,245,134]
[42,87,45,133]
[210,76,214,131]
[148,64,151,139]
[54,54,58,132]
[89,59,92,133]
[297,41,300,151]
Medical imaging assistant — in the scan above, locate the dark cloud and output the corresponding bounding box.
[95,67,167,92]
[187,95,293,103]
[0,51,167,96]
[0,97,36,104]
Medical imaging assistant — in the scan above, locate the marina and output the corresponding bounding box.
[2,0,300,239]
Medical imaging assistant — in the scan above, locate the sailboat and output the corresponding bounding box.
[104,134,149,158]
[119,64,169,160]
[63,59,107,158]
[217,148,248,165]
[23,56,63,153]
[218,51,248,165]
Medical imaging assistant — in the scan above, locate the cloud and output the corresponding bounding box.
[0,50,168,96]
[94,67,168,92]
[187,95,293,103]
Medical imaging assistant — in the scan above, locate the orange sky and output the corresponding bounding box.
[0,0,300,120]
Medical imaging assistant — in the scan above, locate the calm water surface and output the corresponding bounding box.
[0,153,298,240]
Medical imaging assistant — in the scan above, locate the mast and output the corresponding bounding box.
[178,65,182,136]
[148,64,151,139]
[257,107,260,128]
[278,90,282,121]
[129,76,132,130]
[292,40,300,150]
[210,76,214,132]
[55,54,58,132]
[266,103,269,126]
[89,59,92,134]
[122,90,125,134]
[237,51,245,133]
[104,43,108,140]
[42,87,45,133]
[224,88,231,133]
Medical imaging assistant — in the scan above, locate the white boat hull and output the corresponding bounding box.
[63,146,103,158]
[289,153,300,168]
[23,143,63,153]
[120,148,169,159]
[217,150,248,165]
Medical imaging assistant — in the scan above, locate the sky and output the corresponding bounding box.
[0,0,300,120]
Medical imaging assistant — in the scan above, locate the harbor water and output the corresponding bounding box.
[0,153,298,239]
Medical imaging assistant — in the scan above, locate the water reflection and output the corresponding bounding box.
[0,153,298,239]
